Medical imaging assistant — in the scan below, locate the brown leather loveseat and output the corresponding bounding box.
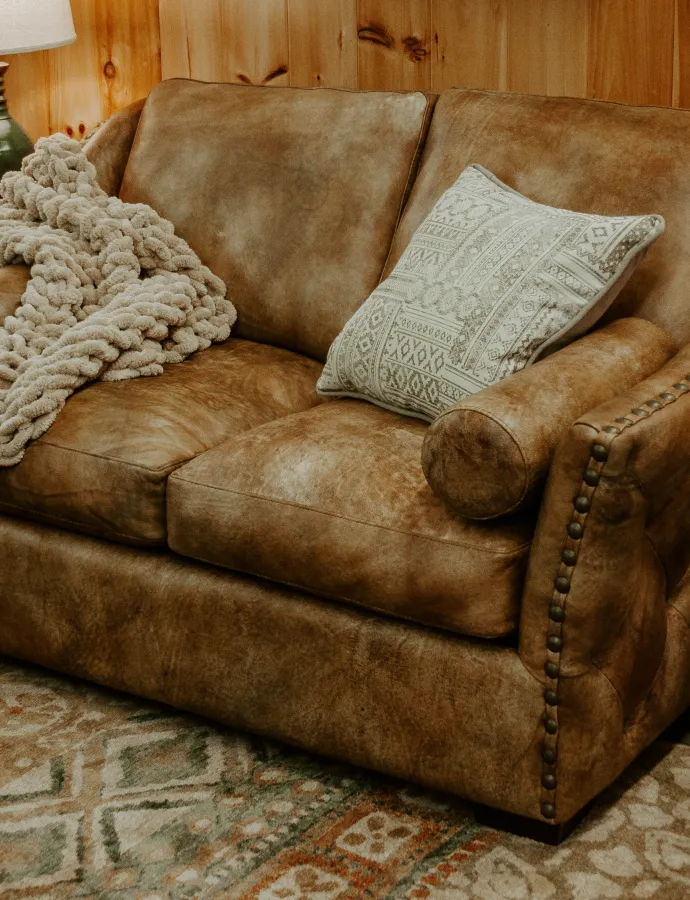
[1,79,689,843]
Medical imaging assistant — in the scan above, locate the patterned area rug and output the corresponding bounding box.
[0,658,689,900]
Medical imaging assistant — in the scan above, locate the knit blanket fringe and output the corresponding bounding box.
[0,135,236,467]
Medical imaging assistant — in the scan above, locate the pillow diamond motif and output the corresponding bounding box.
[317,164,664,420]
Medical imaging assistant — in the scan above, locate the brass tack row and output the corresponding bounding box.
[538,376,689,822]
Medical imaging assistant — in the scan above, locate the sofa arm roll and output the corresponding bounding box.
[421,318,676,520]
[518,345,690,825]
[520,341,690,702]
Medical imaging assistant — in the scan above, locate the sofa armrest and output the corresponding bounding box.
[518,344,690,822]
[421,318,675,520]
[82,98,146,197]
[0,100,146,317]
[520,343,690,701]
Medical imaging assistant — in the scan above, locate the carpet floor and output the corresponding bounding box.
[0,658,689,900]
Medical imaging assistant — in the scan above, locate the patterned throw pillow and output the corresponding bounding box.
[317,165,664,421]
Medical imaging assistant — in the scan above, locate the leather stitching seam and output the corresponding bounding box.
[380,94,435,278]
[669,601,690,633]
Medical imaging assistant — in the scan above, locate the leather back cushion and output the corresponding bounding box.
[385,88,690,346]
[121,80,434,361]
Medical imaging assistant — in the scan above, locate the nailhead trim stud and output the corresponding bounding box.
[539,381,687,821]
[561,548,577,566]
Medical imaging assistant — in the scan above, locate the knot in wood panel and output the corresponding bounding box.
[358,25,394,50]
[403,36,428,62]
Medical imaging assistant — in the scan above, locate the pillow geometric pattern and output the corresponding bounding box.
[317,165,664,420]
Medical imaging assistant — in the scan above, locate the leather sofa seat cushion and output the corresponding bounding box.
[385,88,690,346]
[120,80,435,361]
[0,340,322,545]
[167,400,536,637]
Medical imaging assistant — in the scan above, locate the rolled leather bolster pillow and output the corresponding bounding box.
[421,318,676,520]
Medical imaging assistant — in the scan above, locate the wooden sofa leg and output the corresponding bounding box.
[473,800,594,845]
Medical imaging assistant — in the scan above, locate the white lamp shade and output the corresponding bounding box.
[0,0,76,55]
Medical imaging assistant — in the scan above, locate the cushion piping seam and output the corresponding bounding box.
[380,94,436,278]
[36,438,180,475]
[169,477,533,556]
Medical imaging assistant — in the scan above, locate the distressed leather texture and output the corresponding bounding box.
[0,516,547,820]
[121,80,435,361]
[422,319,676,520]
[542,603,690,823]
[386,88,690,346]
[520,347,690,820]
[0,264,30,321]
[0,340,321,545]
[82,98,145,197]
[521,344,690,682]
[168,399,535,637]
[2,514,689,825]
[1,84,690,829]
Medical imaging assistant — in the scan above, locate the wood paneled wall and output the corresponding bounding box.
[7,0,690,141]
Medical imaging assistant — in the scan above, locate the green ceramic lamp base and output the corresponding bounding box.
[0,60,34,179]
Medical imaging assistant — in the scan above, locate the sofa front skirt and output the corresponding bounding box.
[0,515,688,825]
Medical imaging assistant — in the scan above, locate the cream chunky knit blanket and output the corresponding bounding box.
[0,135,236,467]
